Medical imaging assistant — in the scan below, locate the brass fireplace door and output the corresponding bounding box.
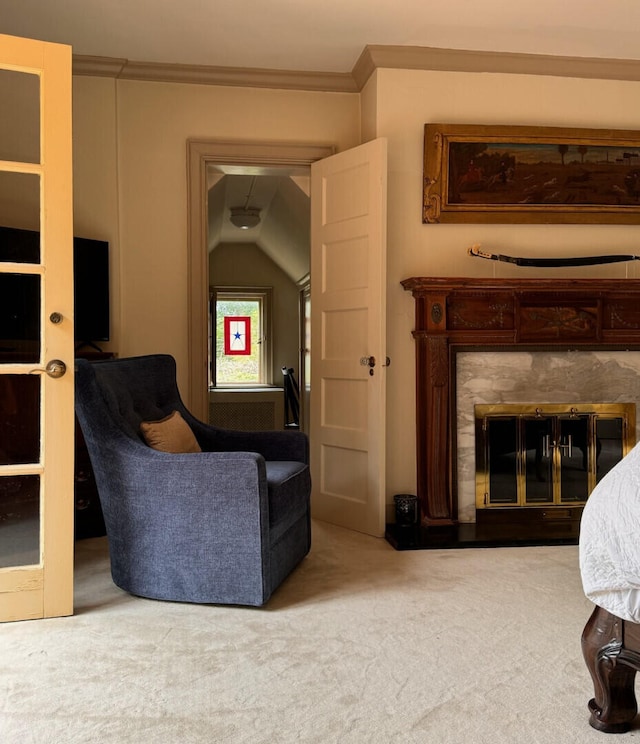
[475,403,635,510]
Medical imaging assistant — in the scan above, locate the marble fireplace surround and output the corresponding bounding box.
[402,277,640,535]
[456,350,640,522]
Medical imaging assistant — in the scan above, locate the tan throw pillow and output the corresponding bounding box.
[139,410,201,454]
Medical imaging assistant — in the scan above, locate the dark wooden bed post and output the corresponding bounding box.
[582,605,640,733]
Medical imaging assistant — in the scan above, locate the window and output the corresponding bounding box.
[210,286,272,387]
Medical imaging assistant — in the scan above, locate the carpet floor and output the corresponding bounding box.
[0,520,630,743]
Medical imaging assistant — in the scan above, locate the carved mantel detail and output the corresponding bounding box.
[402,276,640,529]
[428,337,448,386]
[450,301,511,329]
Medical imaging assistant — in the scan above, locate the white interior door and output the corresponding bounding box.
[310,138,387,536]
[0,34,74,621]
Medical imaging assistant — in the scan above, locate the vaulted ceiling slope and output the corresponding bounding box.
[208,174,310,285]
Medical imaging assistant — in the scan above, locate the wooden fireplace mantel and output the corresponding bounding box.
[402,276,640,528]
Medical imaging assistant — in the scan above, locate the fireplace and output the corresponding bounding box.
[390,277,640,549]
[475,401,634,519]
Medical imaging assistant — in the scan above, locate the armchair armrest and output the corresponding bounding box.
[96,445,273,604]
[117,446,269,517]
[187,416,309,464]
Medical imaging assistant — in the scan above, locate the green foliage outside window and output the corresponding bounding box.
[216,299,261,384]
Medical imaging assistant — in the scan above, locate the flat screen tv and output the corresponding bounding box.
[0,225,110,350]
[73,236,110,347]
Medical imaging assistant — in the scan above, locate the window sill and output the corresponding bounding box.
[209,385,284,392]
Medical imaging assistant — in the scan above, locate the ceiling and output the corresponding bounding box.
[207,167,311,284]
[3,0,640,74]
[5,1,640,283]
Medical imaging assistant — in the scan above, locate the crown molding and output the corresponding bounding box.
[73,45,640,93]
[72,56,128,78]
[72,55,357,92]
[353,45,640,88]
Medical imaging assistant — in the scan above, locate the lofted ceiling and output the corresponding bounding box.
[206,166,311,284]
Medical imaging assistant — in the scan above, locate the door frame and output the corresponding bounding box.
[186,140,334,421]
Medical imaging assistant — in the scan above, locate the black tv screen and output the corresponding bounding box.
[73,236,110,344]
[0,226,110,348]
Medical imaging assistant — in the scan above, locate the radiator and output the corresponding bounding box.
[209,389,285,431]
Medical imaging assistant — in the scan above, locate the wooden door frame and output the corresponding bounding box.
[186,140,334,420]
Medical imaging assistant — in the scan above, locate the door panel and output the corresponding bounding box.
[0,33,74,621]
[310,139,387,537]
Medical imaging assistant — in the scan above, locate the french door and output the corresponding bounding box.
[0,34,74,621]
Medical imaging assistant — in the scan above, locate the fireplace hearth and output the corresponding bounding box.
[388,277,640,550]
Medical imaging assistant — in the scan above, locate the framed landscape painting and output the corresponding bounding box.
[423,123,640,224]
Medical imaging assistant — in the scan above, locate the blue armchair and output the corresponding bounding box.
[74,354,311,606]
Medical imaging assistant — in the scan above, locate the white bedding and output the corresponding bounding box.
[580,440,640,623]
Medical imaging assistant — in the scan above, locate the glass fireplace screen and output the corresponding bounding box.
[475,403,636,510]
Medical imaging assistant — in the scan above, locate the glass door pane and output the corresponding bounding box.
[0,272,41,363]
[559,416,590,503]
[0,375,40,464]
[0,210,41,262]
[0,68,39,163]
[596,417,624,484]
[0,168,41,365]
[486,417,518,505]
[524,418,553,504]
[0,475,40,568]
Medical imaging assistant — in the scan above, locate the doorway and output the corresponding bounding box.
[187,141,334,425]
[207,167,309,431]
[189,138,389,537]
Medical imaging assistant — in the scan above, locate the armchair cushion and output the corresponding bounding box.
[266,460,312,543]
[140,410,201,453]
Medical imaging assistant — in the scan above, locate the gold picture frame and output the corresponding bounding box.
[423,123,640,224]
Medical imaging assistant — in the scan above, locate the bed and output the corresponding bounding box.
[580,440,640,733]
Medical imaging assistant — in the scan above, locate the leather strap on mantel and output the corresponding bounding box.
[469,244,640,267]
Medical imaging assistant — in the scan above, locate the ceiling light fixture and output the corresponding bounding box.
[229,206,261,229]
[230,175,261,229]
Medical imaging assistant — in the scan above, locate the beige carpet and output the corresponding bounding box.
[0,520,630,743]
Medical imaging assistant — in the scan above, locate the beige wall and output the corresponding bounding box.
[72,77,361,392]
[369,68,640,504]
[72,76,120,355]
[71,67,640,515]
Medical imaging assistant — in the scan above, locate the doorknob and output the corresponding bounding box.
[559,435,573,458]
[360,356,390,376]
[45,359,67,378]
[360,356,376,376]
